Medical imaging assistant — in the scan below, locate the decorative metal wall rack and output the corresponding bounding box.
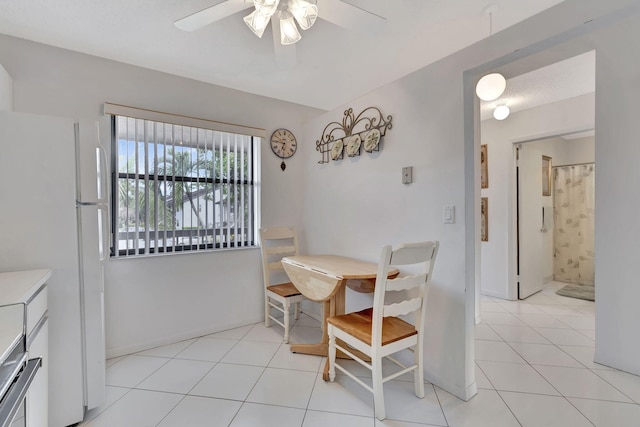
[315,106,393,164]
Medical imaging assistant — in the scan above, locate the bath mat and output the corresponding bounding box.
[556,284,595,301]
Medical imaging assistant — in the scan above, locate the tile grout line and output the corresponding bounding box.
[479,284,640,426]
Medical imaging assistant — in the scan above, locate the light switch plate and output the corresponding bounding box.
[402,166,413,184]
[443,205,455,224]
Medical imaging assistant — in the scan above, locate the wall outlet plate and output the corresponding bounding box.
[402,166,413,184]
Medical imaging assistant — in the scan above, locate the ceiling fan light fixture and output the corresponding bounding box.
[475,72,506,101]
[289,0,318,30]
[253,0,280,15]
[243,9,272,38]
[279,11,302,45]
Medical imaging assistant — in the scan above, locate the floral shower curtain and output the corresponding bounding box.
[553,164,595,285]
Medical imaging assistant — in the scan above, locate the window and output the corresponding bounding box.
[111,113,260,257]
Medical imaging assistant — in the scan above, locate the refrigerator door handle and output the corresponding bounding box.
[97,204,109,263]
[96,144,109,204]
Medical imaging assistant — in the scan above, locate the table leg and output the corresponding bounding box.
[290,298,332,356]
[322,283,346,380]
[290,281,348,380]
[288,282,372,380]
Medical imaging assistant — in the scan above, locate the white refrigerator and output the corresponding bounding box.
[0,111,107,426]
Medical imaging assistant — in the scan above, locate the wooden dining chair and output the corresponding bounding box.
[259,226,308,343]
[327,241,439,420]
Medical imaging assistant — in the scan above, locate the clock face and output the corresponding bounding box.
[270,128,297,159]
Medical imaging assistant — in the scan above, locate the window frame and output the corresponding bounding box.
[107,106,263,258]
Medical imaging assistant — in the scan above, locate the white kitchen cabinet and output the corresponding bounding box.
[26,291,48,427]
[0,270,50,427]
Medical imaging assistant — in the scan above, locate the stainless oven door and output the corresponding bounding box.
[0,358,41,427]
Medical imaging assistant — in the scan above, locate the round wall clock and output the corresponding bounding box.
[270,128,297,171]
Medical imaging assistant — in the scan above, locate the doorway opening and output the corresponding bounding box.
[514,134,595,301]
[476,50,596,306]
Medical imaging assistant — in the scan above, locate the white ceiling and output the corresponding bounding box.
[479,50,596,121]
[0,0,579,111]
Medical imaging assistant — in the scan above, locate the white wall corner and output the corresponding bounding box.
[0,64,13,112]
[463,380,479,401]
[427,373,478,402]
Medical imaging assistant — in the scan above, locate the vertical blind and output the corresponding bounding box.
[111,113,260,257]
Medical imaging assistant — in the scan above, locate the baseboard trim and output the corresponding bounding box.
[106,317,262,359]
[481,289,514,301]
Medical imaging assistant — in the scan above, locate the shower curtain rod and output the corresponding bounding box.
[553,161,595,168]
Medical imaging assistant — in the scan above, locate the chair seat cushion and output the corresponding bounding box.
[267,282,302,297]
[327,308,417,346]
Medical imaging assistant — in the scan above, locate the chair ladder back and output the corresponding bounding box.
[383,296,423,318]
[389,242,437,266]
[265,244,297,256]
[266,260,285,272]
[265,245,296,271]
[385,274,427,292]
[371,241,439,347]
[259,226,299,287]
[382,274,426,318]
[261,226,298,240]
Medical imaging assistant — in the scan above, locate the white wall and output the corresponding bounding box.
[480,94,595,299]
[301,74,473,399]
[556,136,595,166]
[0,34,324,357]
[0,64,12,111]
[591,13,640,375]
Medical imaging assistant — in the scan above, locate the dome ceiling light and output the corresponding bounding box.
[475,6,507,102]
[475,73,507,101]
[493,104,510,120]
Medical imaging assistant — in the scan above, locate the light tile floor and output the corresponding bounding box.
[81,282,640,426]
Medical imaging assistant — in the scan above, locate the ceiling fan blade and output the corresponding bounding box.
[271,20,297,68]
[316,0,385,35]
[175,0,254,32]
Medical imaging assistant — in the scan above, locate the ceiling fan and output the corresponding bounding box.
[175,0,384,66]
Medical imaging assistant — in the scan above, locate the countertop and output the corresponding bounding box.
[0,269,52,306]
[0,269,51,366]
